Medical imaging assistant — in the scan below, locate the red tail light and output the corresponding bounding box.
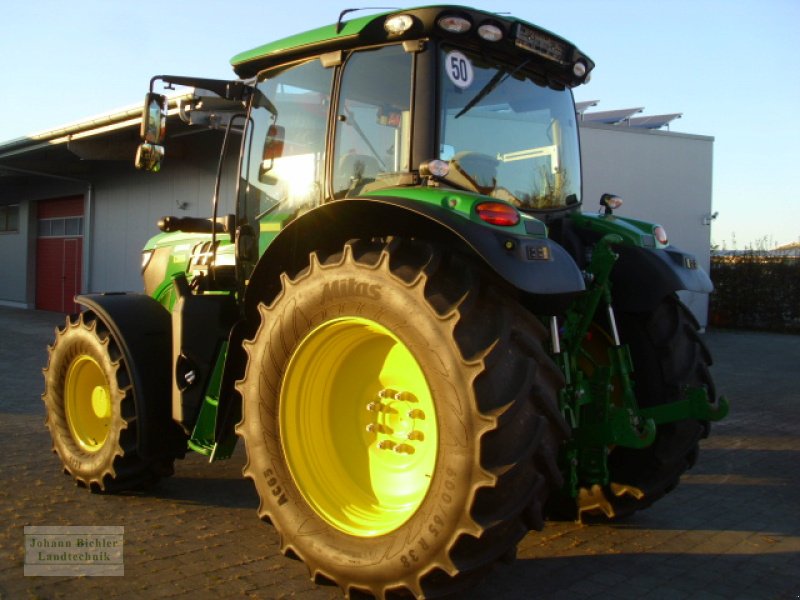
[476,202,520,227]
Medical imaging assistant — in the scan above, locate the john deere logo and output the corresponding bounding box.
[322,279,381,303]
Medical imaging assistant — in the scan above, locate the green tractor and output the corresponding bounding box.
[42,6,728,598]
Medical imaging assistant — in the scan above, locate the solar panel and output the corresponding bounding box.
[581,107,644,124]
[575,100,599,115]
[627,113,682,129]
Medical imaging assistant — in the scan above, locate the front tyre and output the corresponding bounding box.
[604,294,714,517]
[42,310,176,492]
[568,295,715,520]
[236,239,566,598]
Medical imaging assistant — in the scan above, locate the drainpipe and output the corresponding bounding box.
[0,165,94,295]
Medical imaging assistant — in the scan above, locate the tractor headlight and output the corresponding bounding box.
[437,14,472,34]
[477,23,503,42]
[384,15,413,35]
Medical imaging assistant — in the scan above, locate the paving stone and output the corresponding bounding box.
[2,307,799,598]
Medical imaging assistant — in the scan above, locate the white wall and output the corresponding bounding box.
[579,123,715,325]
[0,202,31,306]
[89,161,219,293]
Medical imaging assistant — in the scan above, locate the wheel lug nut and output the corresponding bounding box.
[366,401,383,412]
[377,440,396,451]
[367,423,393,434]
[394,444,415,455]
[378,388,398,399]
[394,391,416,402]
[407,430,424,441]
[407,409,425,420]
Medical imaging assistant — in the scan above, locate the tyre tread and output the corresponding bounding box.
[237,238,568,599]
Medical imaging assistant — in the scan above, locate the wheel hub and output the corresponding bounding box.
[280,317,438,537]
[366,388,426,455]
[64,355,111,452]
[91,385,111,419]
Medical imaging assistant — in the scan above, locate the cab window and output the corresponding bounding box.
[332,45,413,197]
[240,59,332,243]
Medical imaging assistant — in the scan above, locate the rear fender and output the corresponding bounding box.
[567,213,712,312]
[611,244,713,312]
[242,196,585,323]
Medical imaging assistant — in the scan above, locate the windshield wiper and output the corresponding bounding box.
[454,59,531,119]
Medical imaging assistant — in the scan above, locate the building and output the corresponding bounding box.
[0,97,715,323]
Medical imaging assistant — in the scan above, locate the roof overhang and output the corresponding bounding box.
[0,93,201,184]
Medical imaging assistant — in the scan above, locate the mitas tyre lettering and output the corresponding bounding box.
[236,238,567,598]
[322,278,381,302]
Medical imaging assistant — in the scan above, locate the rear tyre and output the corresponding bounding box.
[236,238,566,598]
[42,311,178,492]
[574,294,714,520]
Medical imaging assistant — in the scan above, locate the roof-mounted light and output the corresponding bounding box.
[573,61,587,78]
[437,14,471,34]
[600,193,623,216]
[420,159,450,179]
[477,23,503,42]
[384,14,413,36]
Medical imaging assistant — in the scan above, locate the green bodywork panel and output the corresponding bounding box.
[231,13,380,68]
[144,231,235,311]
[188,342,237,460]
[363,186,546,238]
[144,232,205,309]
[257,211,297,256]
[569,211,667,249]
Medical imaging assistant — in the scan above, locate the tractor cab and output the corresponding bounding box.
[237,6,591,217]
[138,7,592,274]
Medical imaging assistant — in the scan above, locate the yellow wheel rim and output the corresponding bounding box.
[65,355,112,452]
[281,317,438,537]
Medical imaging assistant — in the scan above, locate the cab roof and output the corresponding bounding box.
[230,5,593,87]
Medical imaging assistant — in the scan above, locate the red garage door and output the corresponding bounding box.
[36,197,84,313]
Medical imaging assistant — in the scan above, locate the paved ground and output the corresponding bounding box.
[0,305,798,599]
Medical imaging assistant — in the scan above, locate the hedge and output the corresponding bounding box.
[709,255,800,333]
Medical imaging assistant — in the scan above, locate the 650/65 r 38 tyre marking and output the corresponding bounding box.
[42,310,176,492]
[236,238,567,599]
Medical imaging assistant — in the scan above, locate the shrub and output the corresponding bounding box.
[710,253,800,333]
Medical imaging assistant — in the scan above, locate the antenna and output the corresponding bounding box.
[336,6,399,33]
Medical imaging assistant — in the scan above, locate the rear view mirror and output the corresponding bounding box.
[134,142,164,172]
[141,93,167,144]
[263,125,285,161]
[259,125,285,184]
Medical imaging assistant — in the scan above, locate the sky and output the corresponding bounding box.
[1,0,798,248]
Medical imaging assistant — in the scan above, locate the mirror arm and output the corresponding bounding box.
[150,75,251,101]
